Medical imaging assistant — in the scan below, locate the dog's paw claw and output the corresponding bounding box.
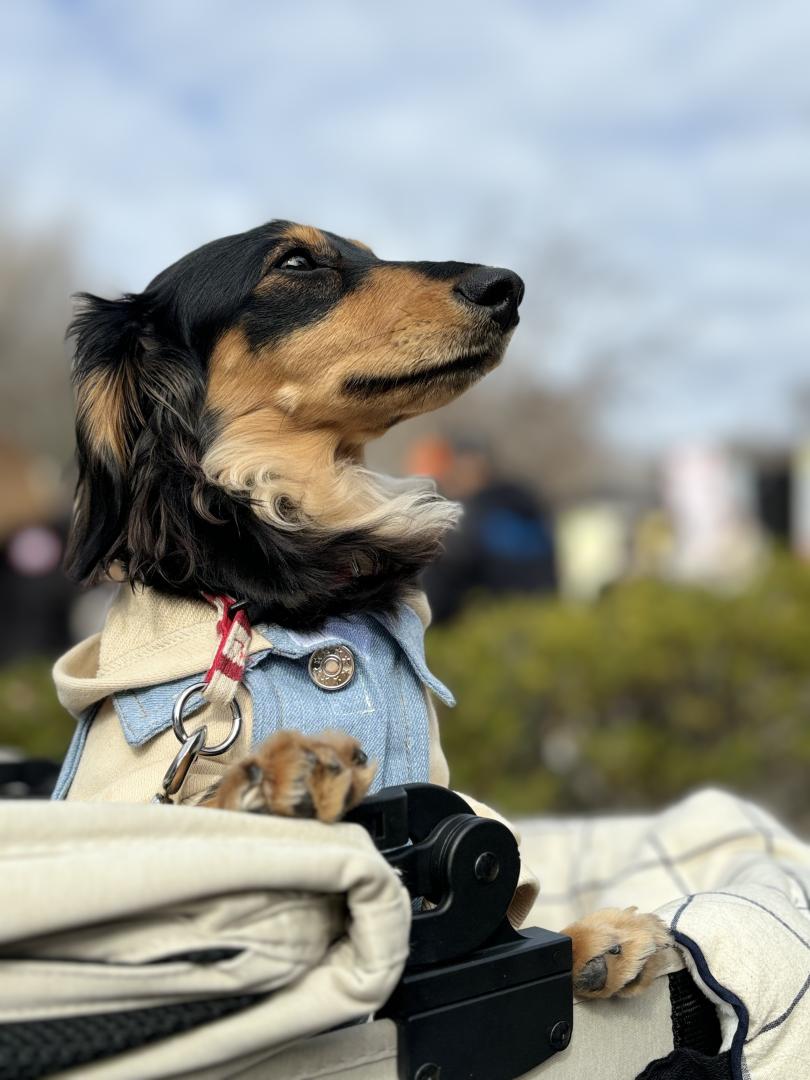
[574,953,609,994]
[203,730,376,822]
[565,908,674,999]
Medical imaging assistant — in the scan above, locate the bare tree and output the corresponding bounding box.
[0,225,76,463]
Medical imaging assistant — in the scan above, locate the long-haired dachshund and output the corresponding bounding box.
[64,220,672,999]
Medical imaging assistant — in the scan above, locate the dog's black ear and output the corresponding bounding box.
[65,293,147,584]
[64,292,204,585]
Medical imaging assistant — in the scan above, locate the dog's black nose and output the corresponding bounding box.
[454,266,524,331]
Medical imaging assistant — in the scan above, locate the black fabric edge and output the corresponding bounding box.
[673,930,749,1080]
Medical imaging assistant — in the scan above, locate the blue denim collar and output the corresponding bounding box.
[250,602,455,707]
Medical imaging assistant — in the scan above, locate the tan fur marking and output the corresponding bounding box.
[211,265,493,433]
[201,255,505,541]
[201,370,459,541]
[77,366,141,463]
[281,224,334,257]
[202,258,506,543]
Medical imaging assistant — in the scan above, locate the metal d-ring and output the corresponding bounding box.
[171,680,242,756]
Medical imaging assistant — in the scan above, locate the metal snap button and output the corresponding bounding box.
[308,645,355,690]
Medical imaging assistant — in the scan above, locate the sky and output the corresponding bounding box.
[1,0,808,452]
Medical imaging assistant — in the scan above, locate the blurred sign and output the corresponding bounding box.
[557,502,627,599]
[664,444,761,583]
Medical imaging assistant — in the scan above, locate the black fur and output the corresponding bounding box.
[65,220,453,627]
[343,352,490,398]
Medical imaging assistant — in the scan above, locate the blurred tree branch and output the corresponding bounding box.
[0,224,75,462]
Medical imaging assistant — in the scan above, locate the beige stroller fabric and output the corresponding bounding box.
[0,796,676,1080]
[1,800,411,1079]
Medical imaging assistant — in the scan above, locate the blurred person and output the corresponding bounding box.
[417,437,558,621]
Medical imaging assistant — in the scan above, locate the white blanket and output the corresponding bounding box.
[520,788,810,1079]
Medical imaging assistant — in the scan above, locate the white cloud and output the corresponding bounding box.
[0,0,808,448]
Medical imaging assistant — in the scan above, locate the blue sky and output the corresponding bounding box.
[1,0,808,450]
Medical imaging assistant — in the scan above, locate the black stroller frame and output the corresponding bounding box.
[348,783,574,1080]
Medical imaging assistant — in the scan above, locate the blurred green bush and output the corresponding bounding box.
[2,557,810,827]
[0,658,74,759]
[427,556,810,826]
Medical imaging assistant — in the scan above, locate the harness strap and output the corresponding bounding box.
[151,596,252,804]
[200,595,252,708]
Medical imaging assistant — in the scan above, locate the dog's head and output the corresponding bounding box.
[66,221,523,625]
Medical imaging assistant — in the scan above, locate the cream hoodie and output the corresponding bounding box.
[52,584,538,924]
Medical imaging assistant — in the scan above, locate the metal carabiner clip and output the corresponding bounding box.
[157,725,209,802]
[152,682,243,804]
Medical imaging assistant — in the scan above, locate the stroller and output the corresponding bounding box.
[0,771,767,1080]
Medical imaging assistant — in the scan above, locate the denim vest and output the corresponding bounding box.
[53,603,455,800]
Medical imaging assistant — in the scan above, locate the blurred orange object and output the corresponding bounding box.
[403,434,454,483]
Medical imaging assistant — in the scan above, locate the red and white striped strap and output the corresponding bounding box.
[200,595,252,707]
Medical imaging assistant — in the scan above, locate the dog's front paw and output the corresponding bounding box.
[563,907,674,999]
[202,730,376,822]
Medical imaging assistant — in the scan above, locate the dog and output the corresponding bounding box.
[62,220,672,999]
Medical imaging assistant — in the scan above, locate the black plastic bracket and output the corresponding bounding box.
[347,784,573,1080]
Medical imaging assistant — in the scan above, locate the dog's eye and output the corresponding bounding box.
[278,250,316,271]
